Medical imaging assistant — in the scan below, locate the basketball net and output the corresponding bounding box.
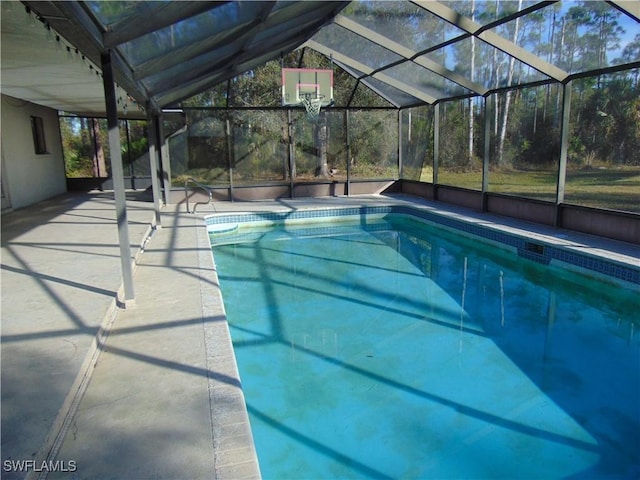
[301,93,324,120]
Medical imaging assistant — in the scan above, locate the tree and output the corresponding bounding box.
[497,0,523,168]
[91,119,107,178]
[616,34,640,87]
[313,114,329,178]
[468,0,476,167]
[580,2,624,73]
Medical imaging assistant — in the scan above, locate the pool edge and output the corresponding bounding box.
[196,217,262,480]
[204,202,640,289]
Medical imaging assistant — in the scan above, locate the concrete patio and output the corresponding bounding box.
[1,191,253,480]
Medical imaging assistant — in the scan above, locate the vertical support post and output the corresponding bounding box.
[398,109,403,180]
[226,115,234,202]
[101,51,134,304]
[345,109,351,196]
[287,109,295,198]
[555,81,572,227]
[482,95,492,212]
[157,115,171,205]
[146,110,163,228]
[125,119,134,190]
[433,103,440,200]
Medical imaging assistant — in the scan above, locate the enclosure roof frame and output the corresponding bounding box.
[4,0,638,115]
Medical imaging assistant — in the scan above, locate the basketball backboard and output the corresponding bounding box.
[282,68,334,108]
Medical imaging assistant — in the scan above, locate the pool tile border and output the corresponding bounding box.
[206,205,639,286]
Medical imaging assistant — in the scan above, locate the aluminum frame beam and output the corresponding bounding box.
[482,95,492,211]
[146,111,164,229]
[306,40,438,104]
[608,0,640,22]
[132,19,260,81]
[333,14,488,95]
[335,61,404,108]
[556,81,572,226]
[411,0,569,82]
[30,1,159,113]
[104,2,226,48]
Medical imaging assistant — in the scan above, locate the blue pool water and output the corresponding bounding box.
[211,214,640,479]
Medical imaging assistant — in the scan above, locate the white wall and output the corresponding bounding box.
[1,94,67,210]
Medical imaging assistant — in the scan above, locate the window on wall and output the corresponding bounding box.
[30,116,48,154]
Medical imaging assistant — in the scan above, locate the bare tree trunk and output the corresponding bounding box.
[468,0,476,166]
[92,118,107,178]
[533,88,538,136]
[497,0,522,167]
[543,7,555,130]
[556,18,567,124]
[314,114,329,178]
[492,0,500,138]
[81,117,89,143]
[281,125,289,180]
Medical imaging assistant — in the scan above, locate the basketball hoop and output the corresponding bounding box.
[282,68,333,121]
[301,93,325,120]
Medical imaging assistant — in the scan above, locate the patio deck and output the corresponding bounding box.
[1,191,638,480]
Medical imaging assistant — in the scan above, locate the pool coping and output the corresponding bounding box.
[205,202,639,287]
[195,217,262,479]
[196,195,638,479]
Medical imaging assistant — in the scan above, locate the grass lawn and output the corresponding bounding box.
[426,166,640,213]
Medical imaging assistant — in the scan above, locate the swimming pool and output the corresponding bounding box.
[208,206,639,479]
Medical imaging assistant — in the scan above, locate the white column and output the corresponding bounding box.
[101,51,134,304]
